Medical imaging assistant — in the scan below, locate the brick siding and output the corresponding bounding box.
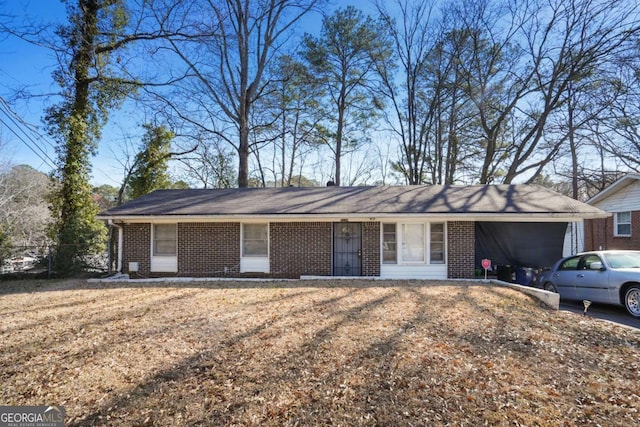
[270,222,332,278]
[178,223,240,276]
[447,221,475,279]
[584,211,640,250]
[362,222,381,276]
[121,220,472,279]
[122,223,151,278]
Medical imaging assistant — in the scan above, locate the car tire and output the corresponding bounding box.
[544,282,558,293]
[624,286,640,318]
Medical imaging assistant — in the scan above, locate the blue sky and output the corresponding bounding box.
[0,0,370,187]
[0,0,380,187]
[0,0,66,176]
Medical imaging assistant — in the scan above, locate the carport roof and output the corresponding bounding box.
[99,184,608,220]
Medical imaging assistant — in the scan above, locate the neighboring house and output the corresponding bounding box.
[584,174,640,251]
[98,185,607,280]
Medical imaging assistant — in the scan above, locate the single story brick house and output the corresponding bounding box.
[584,174,640,251]
[98,185,607,280]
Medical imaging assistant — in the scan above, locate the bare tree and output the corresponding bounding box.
[454,0,640,184]
[150,0,322,188]
[590,63,640,175]
[375,0,441,184]
[0,165,51,248]
[178,137,236,189]
[419,25,482,184]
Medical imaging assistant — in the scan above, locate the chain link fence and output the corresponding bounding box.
[0,245,109,278]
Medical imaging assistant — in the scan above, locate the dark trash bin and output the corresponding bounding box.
[515,267,535,286]
[496,265,512,282]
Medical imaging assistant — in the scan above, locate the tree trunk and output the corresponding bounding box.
[568,85,579,200]
[335,91,346,186]
[56,0,99,272]
[238,102,250,187]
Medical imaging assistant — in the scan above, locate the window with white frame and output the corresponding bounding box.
[242,223,269,257]
[382,222,446,264]
[402,223,425,262]
[382,223,397,264]
[153,224,177,256]
[615,212,631,236]
[430,223,445,263]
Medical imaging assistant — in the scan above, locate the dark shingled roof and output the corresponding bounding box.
[99,185,607,219]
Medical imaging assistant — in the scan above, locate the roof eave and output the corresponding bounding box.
[97,211,608,223]
[587,173,640,205]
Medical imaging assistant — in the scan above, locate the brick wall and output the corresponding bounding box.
[119,220,432,279]
[270,222,332,277]
[178,223,240,276]
[362,222,381,276]
[122,223,151,278]
[584,211,640,250]
[447,221,475,279]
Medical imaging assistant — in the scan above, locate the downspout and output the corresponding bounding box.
[108,220,124,274]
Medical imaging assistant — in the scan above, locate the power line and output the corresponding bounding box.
[0,96,57,151]
[0,96,57,170]
[0,97,128,187]
[0,115,56,170]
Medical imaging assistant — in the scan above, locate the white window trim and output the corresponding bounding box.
[150,223,178,273]
[429,222,446,264]
[151,223,178,257]
[382,223,398,264]
[381,221,447,265]
[401,222,426,264]
[241,223,270,258]
[614,212,632,237]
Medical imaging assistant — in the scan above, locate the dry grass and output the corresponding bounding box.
[0,279,639,426]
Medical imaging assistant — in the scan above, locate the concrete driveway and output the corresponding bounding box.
[560,300,640,330]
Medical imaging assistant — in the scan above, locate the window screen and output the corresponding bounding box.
[382,223,397,264]
[615,212,631,236]
[243,224,268,257]
[402,223,425,262]
[153,224,177,256]
[430,223,445,264]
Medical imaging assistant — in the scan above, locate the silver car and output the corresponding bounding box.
[537,250,640,318]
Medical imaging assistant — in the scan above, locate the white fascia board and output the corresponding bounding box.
[98,211,607,223]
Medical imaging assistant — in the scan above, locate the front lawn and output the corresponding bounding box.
[1,279,638,426]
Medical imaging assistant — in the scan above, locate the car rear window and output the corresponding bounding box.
[604,252,640,269]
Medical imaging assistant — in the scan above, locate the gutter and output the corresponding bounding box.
[97,211,609,223]
[108,220,124,273]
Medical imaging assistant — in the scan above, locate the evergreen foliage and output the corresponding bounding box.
[45,0,136,275]
[301,6,392,185]
[129,124,175,199]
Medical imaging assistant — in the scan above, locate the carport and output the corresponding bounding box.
[474,222,569,284]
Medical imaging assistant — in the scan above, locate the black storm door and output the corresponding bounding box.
[333,222,362,276]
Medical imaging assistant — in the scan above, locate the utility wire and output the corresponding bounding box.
[0,116,57,170]
[0,96,57,152]
[0,96,57,170]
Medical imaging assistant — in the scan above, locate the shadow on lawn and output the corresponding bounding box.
[0,276,476,296]
[5,275,638,425]
[64,284,560,426]
[66,287,406,426]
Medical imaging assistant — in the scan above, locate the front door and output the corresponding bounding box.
[333,222,362,276]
